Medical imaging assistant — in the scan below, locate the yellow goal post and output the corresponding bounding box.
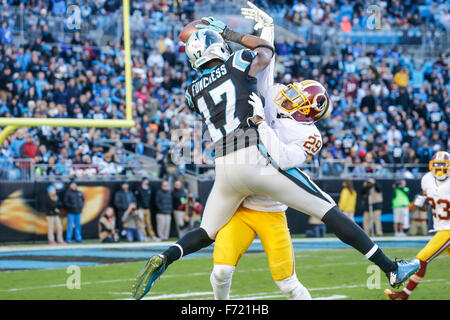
[0,0,134,145]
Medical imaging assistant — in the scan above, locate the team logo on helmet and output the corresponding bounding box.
[274,80,332,123]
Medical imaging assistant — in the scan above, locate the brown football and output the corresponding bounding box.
[179,20,209,43]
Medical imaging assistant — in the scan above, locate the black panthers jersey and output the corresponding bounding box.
[186,49,260,157]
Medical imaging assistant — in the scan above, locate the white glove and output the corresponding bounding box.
[241,1,273,31]
[248,92,265,126]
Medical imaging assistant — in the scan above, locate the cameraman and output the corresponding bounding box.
[177,193,203,235]
[408,195,429,236]
[172,180,187,238]
[392,180,411,237]
[361,178,384,236]
[122,203,144,242]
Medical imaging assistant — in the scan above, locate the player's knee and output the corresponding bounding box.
[210,264,235,284]
[275,274,312,300]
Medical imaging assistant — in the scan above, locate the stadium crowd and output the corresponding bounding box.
[0,0,448,181]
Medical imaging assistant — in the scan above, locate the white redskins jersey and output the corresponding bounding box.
[421,172,450,231]
[242,84,323,213]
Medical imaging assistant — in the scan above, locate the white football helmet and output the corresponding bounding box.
[185,29,231,71]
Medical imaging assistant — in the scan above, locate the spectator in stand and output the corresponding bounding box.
[20,134,38,165]
[42,185,65,245]
[122,203,144,242]
[9,129,26,159]
[392,180,411,237]
[338,180,357,221]
[113,181,136,238]
[134,177,159,241]
[154,180,173,241]
[361,178,383,236]
[98,206,119,243]
[0,21,13,44]
[63,180,85,243]
[340,16,352,33]
[172,180,188,237]
[0,0,448,182]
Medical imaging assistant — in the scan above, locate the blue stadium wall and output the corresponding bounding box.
[0,178,425,242]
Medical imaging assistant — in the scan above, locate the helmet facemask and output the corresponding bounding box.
[430,160,449,181]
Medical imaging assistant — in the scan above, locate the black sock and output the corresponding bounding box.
[368,248,397,273]
[163,227,214,266]
[321,206,396,273]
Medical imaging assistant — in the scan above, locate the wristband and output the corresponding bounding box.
[254,44,275,57]
[223,29,245,43]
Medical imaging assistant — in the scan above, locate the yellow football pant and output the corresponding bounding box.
[416,230,450,263]
[213,205,294,281]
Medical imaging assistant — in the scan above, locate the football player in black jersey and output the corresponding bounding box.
[132,17,275,300]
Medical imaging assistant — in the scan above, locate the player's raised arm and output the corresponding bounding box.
[195,16,274,77]
[241,1,275,91]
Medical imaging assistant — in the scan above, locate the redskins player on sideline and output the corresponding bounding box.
[132,3,419,300]
[385,151,450,300]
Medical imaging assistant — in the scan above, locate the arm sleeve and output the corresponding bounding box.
[64,192,71,207]
[256,25,275,94]
[420,176,427,195]
[121,209,130,222]
[113,193,122,209]
[155,191,162,211]
[258,122,307,170]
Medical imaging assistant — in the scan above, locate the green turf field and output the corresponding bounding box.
[0,247,448,300]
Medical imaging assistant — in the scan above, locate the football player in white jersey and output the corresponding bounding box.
[210,1,420,300]
[210,81,324,301]
[385,151,450,300]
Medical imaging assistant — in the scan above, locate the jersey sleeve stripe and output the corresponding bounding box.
[232,50,251,73]
[185,89,194,108]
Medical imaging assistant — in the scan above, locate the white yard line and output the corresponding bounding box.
[120,290,347,300]
[117,279,448,300]
[313,294,348,300]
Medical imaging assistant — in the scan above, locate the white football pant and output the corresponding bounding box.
[200,145,336,239]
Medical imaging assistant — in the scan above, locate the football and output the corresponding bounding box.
[179,19,209,43]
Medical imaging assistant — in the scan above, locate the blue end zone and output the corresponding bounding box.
[354,213,394,223]
[0,236,429,271]
[0,260,99,270]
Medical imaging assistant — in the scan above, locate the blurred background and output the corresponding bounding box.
[0,0,448,242]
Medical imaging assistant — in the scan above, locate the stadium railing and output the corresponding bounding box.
[0,158,429,182]
[183,159,429,180]
[1,5,184,46]
[0,159,157,182]
[0,159,33,181]
[301,160,429,180]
